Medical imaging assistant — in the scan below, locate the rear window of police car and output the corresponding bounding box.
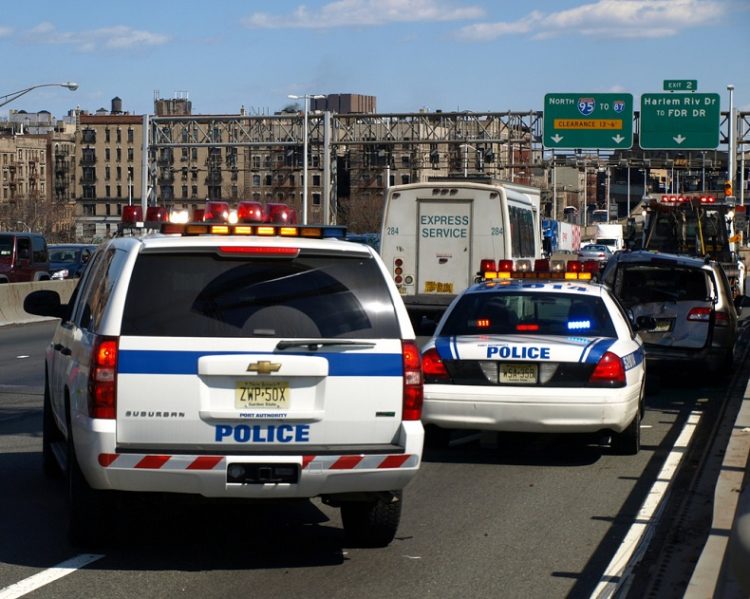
[439,292,617,338]
[120,251,400,338]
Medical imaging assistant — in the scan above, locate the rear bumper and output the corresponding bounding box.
[74,419,424,498]
[422,384,640,433]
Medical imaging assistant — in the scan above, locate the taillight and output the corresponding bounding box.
[88,336,118,419]
[402,341,423,420]
[714,311,730,327]
[588,351,625,387]
[422,347,449,381]
[687,307,712,322]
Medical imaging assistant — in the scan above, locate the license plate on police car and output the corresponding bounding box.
[499,363,537,384]
[235,381,290,409]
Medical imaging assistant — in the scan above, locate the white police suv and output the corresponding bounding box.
[421,261,647,455]
[25,221,424,547]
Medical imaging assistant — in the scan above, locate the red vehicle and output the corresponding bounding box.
[0,232,50,283]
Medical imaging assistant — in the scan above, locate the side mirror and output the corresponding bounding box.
[23,290,69,320]
[634,315,657,332]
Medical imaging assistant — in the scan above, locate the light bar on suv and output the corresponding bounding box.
[160,222,347,239]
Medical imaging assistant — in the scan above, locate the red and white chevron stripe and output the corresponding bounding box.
[98,453,419,471]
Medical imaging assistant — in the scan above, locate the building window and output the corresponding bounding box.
[401,174,410,184]
[116,185,122,198]
[312,192,321,206]
[116,148,122,162]
[83,203,96,215]
[116,129,122,144]
[252,175,260,187]
[181,148,189,162]
[182,185,188,198]
[105,148,111,161]
[191,185,198,197]
[127,129,134,143]
[83,187,95,200]
[127,148,134,162]
[105,129,110,143]
[116,167,122,181]
[82,129,96,143]
[106,185,111,197]
[105,166,111,181]
[313,174,321,186]
[191,148,198,160]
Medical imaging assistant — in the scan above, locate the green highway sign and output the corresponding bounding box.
[543,93,633,149]
[640,93,720,149]
[663,79,698,91]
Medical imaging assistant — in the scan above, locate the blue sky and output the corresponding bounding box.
[1,0,748,118]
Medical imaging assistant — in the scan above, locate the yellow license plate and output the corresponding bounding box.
[499,363,537,385]
[235,381,290,409]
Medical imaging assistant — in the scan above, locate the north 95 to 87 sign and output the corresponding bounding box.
[543,93,634,149]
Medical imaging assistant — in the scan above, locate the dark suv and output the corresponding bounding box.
[601,250,742,378]
[0,232,50,283]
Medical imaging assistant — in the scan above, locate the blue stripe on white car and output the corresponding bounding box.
[118,350,403,376]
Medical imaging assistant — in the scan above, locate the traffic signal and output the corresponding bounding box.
[724,180,734,197]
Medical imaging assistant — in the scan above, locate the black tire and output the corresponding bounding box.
[67,426,109,547]
[42,375,62,478]
[341,491,402,547]
[611,409,640,456]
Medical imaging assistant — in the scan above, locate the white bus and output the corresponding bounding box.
[379,179,542,326]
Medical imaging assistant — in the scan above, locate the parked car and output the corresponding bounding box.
[601,250,742,378]
[0,231,50,283]
[48,244,97,280]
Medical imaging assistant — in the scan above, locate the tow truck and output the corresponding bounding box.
[640,194,746,298]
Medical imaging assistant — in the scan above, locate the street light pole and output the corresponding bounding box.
[0,82,78,109]
[288,93,324,224]
[727,84,736,199]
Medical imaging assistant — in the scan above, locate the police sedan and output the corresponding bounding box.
[421,275,646,454]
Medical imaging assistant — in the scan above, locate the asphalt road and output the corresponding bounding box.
[0,320,743,598]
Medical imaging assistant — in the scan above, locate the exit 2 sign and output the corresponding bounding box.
[663,80,698,91]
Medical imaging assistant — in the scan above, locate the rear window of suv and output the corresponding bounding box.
[614,265,709,305]
[120,250,400,338]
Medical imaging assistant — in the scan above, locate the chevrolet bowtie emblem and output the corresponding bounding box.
[246,360,281,374]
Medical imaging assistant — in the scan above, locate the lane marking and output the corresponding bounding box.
[0,554,104,599]
[592,410,702,598]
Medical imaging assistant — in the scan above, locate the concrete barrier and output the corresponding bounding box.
[0,280,78,326]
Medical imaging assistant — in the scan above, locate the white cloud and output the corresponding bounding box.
[24,22,170,51]
[455,0,726,41]
[242,0,484,29]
